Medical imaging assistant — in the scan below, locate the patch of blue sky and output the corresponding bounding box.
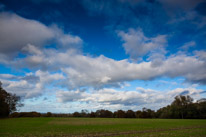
[123,77,187,92]
[0,64,31,76]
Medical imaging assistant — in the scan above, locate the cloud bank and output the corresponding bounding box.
[56,87,205,110]
[1,43,206,98]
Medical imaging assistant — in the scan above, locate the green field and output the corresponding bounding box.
[0,118,206,137]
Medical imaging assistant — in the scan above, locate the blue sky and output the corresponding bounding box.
[0,0,206,113]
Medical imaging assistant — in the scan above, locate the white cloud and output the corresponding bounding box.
[0,74,17,79]
[163,53,206,84]
[1,79,42,98]
[51,26,83,48]
[0,12,82,55]
[118,28,167,60]
[57,49,206,86]
[56,87,205,110]
[0,70,64,98]
[56,90,86,102]
[58,32,82,47]
[2,44,206,90]
[0,12,54,53]
[180,41,196,50]
[22,44,43,55]
[2,44,204,103]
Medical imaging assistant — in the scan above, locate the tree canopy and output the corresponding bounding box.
[0,81,23,117]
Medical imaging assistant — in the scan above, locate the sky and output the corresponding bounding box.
[0,0,206,113]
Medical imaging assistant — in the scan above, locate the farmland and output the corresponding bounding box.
[0,118,206,137]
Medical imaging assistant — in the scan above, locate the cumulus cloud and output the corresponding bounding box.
[56,90,86,102]
[180,41,196,50]
[55,50,206,86]
[0,12,54,53]
[12,47,162,88]
[0,70,64,98]
[0,48,204,110]
[0,12,82,55]
[118,28,167,60]
[56,87,205,110]
[2,44,206,90]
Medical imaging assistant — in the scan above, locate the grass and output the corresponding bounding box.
[0,118,206,137]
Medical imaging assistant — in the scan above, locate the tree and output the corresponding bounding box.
[81,109,89,117]
[46,112,52,117]
[90,112,96,117]
[171,95,193,119]
[0,81,23,117]
[73,112,81,117]
[135,110,142,118]
[141,107,149,118]
[126,110,135,118]
[95,109,113,118]
[196,98,206,118]
[114,110,126,118]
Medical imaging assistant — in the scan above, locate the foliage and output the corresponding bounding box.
[9,95,206,119]
[0,82,23,117]
[156,95,206,119]
[72,95,206,119]
[45,112,52,117]
[10,112,41,117]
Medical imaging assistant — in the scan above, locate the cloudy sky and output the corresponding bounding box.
[0,0,206,113]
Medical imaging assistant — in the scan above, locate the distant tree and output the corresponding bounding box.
[95,109,113,118]
[196,98,206,118]
[114,110,126,118]
[156,95,200,119]
[10,112,41,117]
[141,107,148,118]
[73,112,81,117]
[146,109,155,118]
[126,110,136,118]
[135,110,142,118]
[156,105,172,118]
[103,110,113,118]
[90,112,96,117]
[0,81,23,117]
[46,112,52,117]
[171,95,193,119]
[81,109,89,117]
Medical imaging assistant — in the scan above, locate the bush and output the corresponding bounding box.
[10,112,41,117]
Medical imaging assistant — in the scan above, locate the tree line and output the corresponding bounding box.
[1,81,206,118]
[8,95,206,119]
[57,96,206,119]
